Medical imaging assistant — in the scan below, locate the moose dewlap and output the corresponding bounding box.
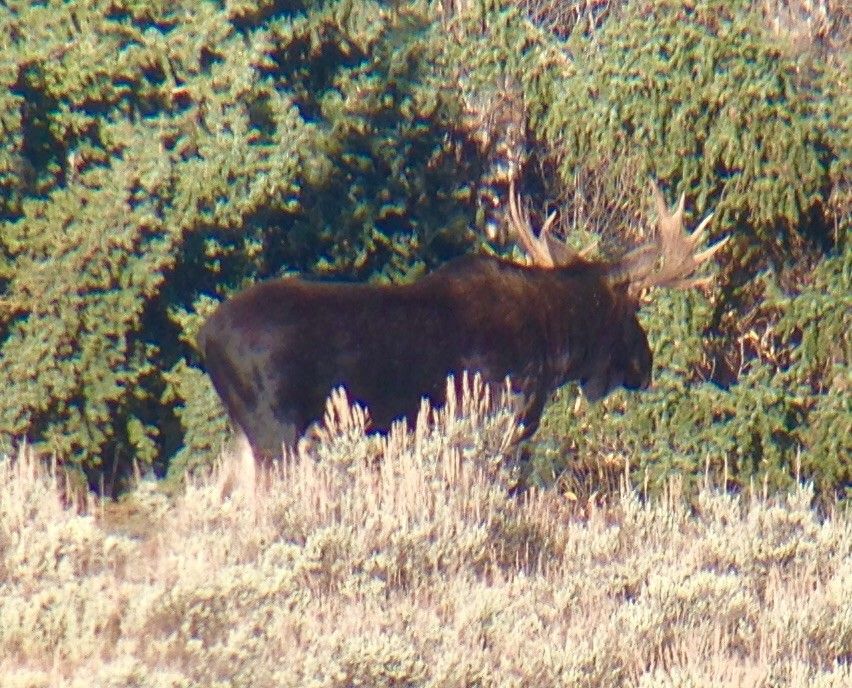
[198,182,726,462]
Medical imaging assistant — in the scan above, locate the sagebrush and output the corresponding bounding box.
[1,384,850,686]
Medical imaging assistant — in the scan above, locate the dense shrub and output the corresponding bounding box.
[442,0,849,501]
[457,0,843,254]
[1,416,850,685]
[0,0,486,491]
[0,0,847,498]
[537,251,850,503]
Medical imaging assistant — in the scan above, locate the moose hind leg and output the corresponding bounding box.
[243,408,298,464]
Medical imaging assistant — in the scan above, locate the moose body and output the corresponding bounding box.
[199,183,723,462]
[198,254,650,460]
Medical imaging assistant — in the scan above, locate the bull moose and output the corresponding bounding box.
[198,182,726,462]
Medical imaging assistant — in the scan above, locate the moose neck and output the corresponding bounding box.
[533,261,624,389]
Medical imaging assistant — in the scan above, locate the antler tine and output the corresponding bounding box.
[539,207,558,240]
[507,180,556,267]
[691,231,729,266]
[689,212,715,245]
[623,181,727,295]
[652,184,685,236]
[505,182,590,267]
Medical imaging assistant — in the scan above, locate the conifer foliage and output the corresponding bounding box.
[453,0,849,500]
[0,0,847,498]
[0,0,483,491]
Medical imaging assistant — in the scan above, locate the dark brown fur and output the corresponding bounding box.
[198,254,650,460]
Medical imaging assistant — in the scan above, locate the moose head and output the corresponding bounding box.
[198,182,726,462]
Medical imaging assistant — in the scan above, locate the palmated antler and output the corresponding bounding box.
[615,181,728,297]
[507,181,589,267]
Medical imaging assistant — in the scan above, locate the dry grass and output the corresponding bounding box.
[1,378,850,687]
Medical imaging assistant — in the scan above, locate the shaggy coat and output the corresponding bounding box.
[198,254,651,460]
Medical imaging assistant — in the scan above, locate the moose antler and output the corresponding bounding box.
[507,180,561,267]
[506,181,590,267]
[615,181,728,297]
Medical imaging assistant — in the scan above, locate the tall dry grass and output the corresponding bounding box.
[1,378,850,687]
